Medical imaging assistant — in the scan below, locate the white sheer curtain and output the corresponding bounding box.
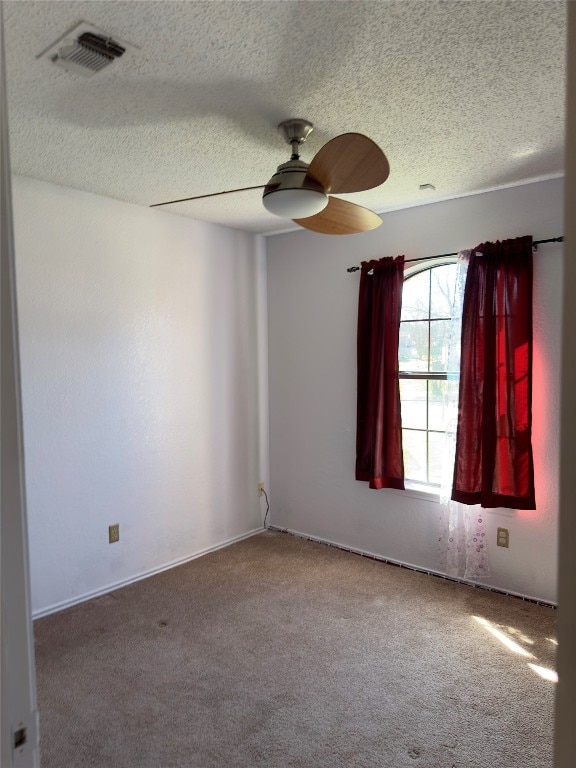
[438,253,490,580]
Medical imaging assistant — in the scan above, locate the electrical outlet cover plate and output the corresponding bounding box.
[109,524,120,544]
[497,527,509,548]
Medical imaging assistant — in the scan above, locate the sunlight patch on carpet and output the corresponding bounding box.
[472,616,535,658]
[528,664,558,683]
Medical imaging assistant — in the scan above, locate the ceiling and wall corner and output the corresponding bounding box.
[3,0,566,234]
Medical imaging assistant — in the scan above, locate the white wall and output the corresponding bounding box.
[13,176,266,617]
[266,178,563,603]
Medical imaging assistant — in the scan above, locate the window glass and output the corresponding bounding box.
[428,432,445,485]
[400,270,429,321]
[428,380,458,431]
[399,380,427,430]
[402,429,427,483]
[399,321,429,370]
[430,264,458,318]
[430,320,451,372]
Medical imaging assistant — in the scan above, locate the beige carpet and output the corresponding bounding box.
[34,531,556,767]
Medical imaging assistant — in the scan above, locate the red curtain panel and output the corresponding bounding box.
[452,236,536,509]
[356,256,405,490]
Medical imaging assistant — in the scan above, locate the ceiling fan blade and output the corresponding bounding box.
[306,133,390,194]
[293,197,382,235]
[150,185,268,208]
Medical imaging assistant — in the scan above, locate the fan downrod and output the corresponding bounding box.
[278,119,314,159]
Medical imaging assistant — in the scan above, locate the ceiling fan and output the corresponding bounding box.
[151,119,390,235]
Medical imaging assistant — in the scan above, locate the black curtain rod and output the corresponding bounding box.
[346,236,564,273]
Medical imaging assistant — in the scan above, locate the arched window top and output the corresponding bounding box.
[403,256,458,281]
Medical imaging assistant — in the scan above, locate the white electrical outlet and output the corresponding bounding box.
[257,483,265,496]
[497,527,509,548]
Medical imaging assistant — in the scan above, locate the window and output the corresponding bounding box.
[398,262,459,488]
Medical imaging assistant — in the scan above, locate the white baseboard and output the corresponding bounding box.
[33,527,265,619]
[267,525,557,607]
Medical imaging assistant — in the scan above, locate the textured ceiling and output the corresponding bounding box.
[4,0,566,235]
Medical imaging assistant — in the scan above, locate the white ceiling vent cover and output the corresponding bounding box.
[37,21,137,77]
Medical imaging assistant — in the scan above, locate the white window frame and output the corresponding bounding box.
[399,258,458,499]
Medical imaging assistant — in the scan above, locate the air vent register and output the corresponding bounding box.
[37,21,136,77]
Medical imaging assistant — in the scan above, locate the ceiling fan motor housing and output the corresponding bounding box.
[262,159,328,219]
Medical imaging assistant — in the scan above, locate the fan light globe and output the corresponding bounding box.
[263,188,328,219]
